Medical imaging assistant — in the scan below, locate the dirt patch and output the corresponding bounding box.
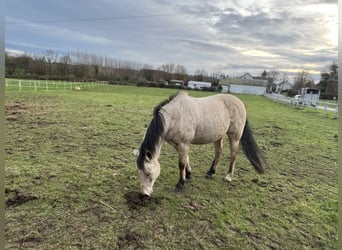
[117,231,145,249]
[5,102,45,121]
[5,102,26,121]
[6,189,38,207]
[17,235,41,244]
[124,191,163,210]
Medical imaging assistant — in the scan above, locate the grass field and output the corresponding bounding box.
[5,85,338,249]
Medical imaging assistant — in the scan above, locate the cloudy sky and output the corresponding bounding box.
[5,0,338,81]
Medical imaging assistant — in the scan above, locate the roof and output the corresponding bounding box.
[238,72,254,80]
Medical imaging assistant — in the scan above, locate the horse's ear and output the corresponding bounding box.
[132,149,139,158]
[145,151,152,162]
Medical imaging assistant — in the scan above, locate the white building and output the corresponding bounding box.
[274,79,293,93]
[229,84,266,95]
[187,81,211,89]
[219,73,267,95]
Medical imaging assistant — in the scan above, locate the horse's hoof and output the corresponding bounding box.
[174,181,184,192]
[174,186,183,192]
[205,174,212,179]
[205,171,214,178]
[186,173,192,180]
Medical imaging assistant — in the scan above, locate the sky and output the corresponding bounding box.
[5,0,338,81]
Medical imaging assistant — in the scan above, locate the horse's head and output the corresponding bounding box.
[132,149,160,196]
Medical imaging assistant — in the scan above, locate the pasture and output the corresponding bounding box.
[5,84,338,249]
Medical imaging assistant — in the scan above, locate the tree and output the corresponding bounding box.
[194,69,207,81]
[329,62,338,80]
[288,70,315,96]
[58,54,72,78]
[316,62,338,99]
[173,64,187,81]
[261,70,267,78]
[30,54,47,77]
[44,49,57,77]
[5,52,16,76]
[266,70,281,83]
[158,62,176,81]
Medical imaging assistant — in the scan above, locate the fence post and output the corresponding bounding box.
[323,102,328,116]
[46,80,48,91]
[334,104,338,118]
[34,81,37,91]
[19,80,22,92]
[5,79,8,87]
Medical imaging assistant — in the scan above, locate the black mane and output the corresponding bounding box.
[137,93,179,170]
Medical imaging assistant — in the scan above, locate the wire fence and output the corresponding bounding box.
[5,79,108,92]
[264,93,338,118]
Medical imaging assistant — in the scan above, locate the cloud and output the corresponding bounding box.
[5,48,26,56]
[5,0,338,78]
[6,16,112,46]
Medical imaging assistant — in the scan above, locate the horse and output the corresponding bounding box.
[132,92,266,196]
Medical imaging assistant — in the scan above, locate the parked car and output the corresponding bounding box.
[294,95,302,104]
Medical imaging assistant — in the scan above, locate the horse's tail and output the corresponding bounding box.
[241,119,265,174]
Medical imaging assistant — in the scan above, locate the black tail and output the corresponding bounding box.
[241,120,265,174]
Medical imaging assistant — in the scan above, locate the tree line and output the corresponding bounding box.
[5,49,220,85]
[5,49,337,98]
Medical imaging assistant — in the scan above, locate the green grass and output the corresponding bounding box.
[5,85,338,249]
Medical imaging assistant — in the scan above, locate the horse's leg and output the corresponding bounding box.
[175,144,190,191]
[185,154,192,180]
[205,138,223,178]
[224,138,240,182]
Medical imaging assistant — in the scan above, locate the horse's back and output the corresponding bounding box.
[162,93,246,145]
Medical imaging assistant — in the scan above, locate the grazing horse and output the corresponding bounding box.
[133,92,265,196]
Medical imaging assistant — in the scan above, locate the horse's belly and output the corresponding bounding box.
[191,124,228,144]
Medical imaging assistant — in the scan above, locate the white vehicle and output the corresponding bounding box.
[187,81,211,90]
[294,94,302,104]
[295,88,320,107]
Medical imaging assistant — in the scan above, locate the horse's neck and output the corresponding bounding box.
[154,112,168,159]
[145,126,165,160]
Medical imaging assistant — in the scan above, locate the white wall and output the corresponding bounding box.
[230,84,266,95]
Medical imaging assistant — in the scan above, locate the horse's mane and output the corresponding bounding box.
[137,92,181,169]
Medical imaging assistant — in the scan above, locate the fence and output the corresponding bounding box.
[264,93,338,118]
[5,79,108,92]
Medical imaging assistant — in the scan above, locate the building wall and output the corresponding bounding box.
[219,78,267,87]
[230,84,266,95]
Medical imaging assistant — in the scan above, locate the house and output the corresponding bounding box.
[273,79,293,93]
[219,73,267,95]
[239,72,254,80]
[187,81,211,89]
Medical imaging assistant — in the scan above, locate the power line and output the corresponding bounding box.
[6,13,179,25]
